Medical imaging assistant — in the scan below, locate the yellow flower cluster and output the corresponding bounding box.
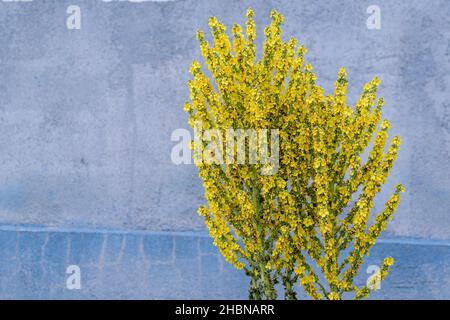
[185,8,404,300]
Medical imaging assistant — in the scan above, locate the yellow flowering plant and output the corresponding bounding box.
[185,8,404,300]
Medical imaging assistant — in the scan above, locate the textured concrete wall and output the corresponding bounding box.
[0,0,449,238]
[0,0,449,299]
[0,0,449,239]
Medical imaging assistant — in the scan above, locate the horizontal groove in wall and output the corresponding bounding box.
[0,223,448,247]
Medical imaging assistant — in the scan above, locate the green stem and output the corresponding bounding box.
[251,166,277,300]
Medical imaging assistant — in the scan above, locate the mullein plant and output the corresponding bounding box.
[184,8,404,300]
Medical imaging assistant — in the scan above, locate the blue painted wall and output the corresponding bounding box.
[0,0,449,299]
[0,225,448,299]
